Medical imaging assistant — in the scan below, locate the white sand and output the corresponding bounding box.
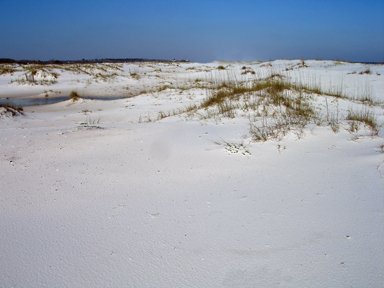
[1,60,383,287]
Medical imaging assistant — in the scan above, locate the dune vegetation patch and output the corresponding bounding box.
[70,91,81,101]
[138,65,383,143]
[0,104,24,117]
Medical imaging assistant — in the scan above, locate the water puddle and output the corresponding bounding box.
[0,96,126,107]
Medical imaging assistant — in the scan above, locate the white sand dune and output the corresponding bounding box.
[1,60,383,287]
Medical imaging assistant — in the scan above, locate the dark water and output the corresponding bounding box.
[0,96,126,107]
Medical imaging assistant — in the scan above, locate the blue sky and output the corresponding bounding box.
[1,0,383,62]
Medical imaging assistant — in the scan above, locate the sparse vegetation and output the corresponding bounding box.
[346,107,378,135]
[379,143,384,153]
[157,85,173,92]
[0,104,24,116]
[80,116,102,128]
[213,139,251,155]
[299,59,308,68]
[144,64,382,143]
[130,71,141,80]
[4,63,124,85]
[2,61,382,146]
[70,91,81,101]
[0,65,17,75]
[359,67,372,75]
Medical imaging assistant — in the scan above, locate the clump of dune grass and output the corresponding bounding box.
[359,67,372,75]
[212,139,251,155]
[157,85,173,92]
[346,107,378,135]
[70,91,81,101]
[155,73,317,141]
[93,72,118,82]
[130,71,141,80]
[0,104,24,116]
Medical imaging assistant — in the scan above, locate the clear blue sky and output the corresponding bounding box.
[1,0,383,62]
